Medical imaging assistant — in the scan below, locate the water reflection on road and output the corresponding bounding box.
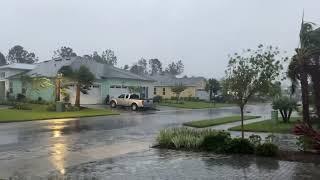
[47,149,320,180]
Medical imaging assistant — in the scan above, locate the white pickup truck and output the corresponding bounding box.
[110,93,154,111]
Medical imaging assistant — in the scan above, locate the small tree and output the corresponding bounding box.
[171,83,187,103]
[205,78,220,106]
[53,46,77,58]
[59,65,95,107]
[224,45,286,138]
[7,45,38,64]
[0,52,6,66]
[272,96,297,123]
[165,60,184,76]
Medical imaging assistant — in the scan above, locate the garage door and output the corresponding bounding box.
[109,85,129,98]
[68,84,102,104]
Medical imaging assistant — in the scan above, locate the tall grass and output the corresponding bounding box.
[156,127,219,150]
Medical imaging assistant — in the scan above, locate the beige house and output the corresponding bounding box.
[151,74,209,100]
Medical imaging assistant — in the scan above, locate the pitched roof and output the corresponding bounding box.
[0,63,36,70]
[151,74,206,87]
[25,57,154,81]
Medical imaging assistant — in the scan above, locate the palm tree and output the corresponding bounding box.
[288,21,320,124]
[58,65,95,107]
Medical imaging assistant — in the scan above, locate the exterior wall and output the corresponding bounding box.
[0,68,29,100]
[26,82,55,102]
[153,86,196,99]
[8,78,55,102]
[6,77,154,104]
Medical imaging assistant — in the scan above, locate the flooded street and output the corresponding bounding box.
[0,104,319,179]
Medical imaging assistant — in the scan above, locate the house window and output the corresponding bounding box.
[162,88,166,95]
[154,87,157,95]
[22,81,27,95]
[9,81,13,93]
[0,72,5,78]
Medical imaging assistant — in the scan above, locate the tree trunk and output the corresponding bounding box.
[288,108,292,123]
[279,110,286,122]
[300,71,310,125]
[240,105,244,139]
[209,90,213,102]
[75,83,81,107]
[213,93,216,107]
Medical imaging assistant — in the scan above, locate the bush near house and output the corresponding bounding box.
[255,143,279,157]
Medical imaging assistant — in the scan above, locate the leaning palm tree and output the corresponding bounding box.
[288,21,320,125]
[58,65,95,107]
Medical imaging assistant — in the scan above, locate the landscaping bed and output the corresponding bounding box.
[228,117,301,133]
[0,103,118,123]
[154,127,320,162]
[158,100,235,109]
[183,115,260,128]
[155,127,279,157]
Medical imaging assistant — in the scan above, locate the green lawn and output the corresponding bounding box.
[0,104,118,123]
[183,115,261,128]
[228,117,301,133]
[159,101,235,109]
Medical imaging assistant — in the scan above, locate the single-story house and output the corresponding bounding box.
[151,74,209,100]
[2,57,155,104]
[0,63,36,101]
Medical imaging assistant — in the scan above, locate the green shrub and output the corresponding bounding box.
[63,94,70,103]
[226,138,255,154]
[65,105,80,112]
[153,95,162,103]
[296,135,313,151]
[16,93,26,102]
[201,131,231,153]
[46,103,56,111]
[255,143,279,157]
[12,103,32,110]
[248,134,262,147]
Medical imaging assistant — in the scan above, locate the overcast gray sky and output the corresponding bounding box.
[0,0,319,78]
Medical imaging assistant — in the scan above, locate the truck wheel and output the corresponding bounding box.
[131,103,138,111]
[110,101,117,108]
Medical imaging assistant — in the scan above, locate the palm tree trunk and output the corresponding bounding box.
[75,83,81,107]
[300,71,310,125]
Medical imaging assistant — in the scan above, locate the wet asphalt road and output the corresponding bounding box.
[0,104,272,178]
